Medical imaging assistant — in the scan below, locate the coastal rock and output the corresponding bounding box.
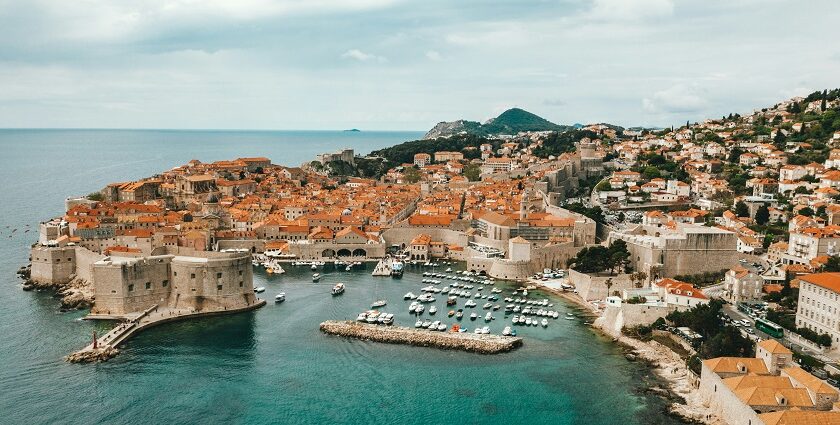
[65,346,119,363]
[320,320,522,354]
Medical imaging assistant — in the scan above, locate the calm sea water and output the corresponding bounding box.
[0,130,681,424]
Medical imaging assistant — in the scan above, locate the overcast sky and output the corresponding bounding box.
[1,0,838,130]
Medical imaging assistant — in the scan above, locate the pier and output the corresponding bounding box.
[371,258,392,276]
[319,320,523,354]
[66,299,266,363]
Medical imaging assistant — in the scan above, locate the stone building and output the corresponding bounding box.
[608,223,739,279]
[724,265,765,304]
[91,249,256,316]
[699,340,840,425]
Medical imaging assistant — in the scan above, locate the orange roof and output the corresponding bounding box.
[799,273,840,293]
[758,410,840,425]
[757,339,792,355]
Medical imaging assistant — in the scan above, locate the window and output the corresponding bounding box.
[239,270,243,276]
[162,280,168,287]
[128,284,134,292]
[217,272,223,278]
[145,282,151,290]
[217,284,223,290]
[190,273,196,279]
[239,281,243,287]
[174,271,178,276]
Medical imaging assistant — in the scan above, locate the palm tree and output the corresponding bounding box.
[605,278,614,299]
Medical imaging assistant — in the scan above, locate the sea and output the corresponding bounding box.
[0,129,683,424]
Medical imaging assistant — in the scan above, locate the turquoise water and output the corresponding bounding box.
[0,130,681,424]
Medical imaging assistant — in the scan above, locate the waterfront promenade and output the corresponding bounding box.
[67,299,266,362]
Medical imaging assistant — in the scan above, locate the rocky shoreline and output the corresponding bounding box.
[16,264,94,311]
[539,286,722,425]
[320,320,523,354]
[65,346,119,363]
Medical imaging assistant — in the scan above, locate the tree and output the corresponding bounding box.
[403,167,421,183]
[605,278,614,299]
[595,180,612,191]
[463,163,481,181]
[642,166,661,180]
[735,201,750,218]
[799,207,815,217]
[755,205,770,225]
[607,239,631,274]
[824,256,840,272]
[86,192,104,202]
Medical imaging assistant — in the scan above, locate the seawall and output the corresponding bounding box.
[319,320,523,354]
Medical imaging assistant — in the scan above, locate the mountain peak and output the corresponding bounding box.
[424,108,567,139]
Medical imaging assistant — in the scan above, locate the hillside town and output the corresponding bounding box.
[23,89,840,424]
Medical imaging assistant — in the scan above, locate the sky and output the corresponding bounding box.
[0,0,839,131]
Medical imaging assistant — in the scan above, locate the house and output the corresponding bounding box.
[413,153,431,168]
[724,266,764,304]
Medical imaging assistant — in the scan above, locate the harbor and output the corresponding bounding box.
[320,320,522,354]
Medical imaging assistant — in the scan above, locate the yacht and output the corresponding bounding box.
[331,283,345,295]
[274,292,286,303]
[254,286,266,293]
[391,261,404,278]
[429,305,437,315]
[312,273,321,282]
[371,300,387,308]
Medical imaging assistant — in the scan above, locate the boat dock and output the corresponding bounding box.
[319,320,523,354]
[371,258,392,276]
[66,300,266,363]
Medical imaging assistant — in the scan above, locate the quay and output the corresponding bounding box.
[66,300,266,363]
[319,320,523,354]
[371,258,393,276]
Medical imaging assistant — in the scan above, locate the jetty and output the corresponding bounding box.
[319,320,523,354]
[66,300,266,363]
[371,258,392,276]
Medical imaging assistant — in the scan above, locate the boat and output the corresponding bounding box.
[311,264,318,271]
[409,302,419,313]
[445,268,453,272]
[422,320,432,328]
[456,310,464,320]
[415,304,425,314]
[464,300,477,308]
[331,283,345,295]
[415,319,423,328]
[484,312,492,322]
[404,292,417,300]
[252,260,260,266]
[371,300,387,308]
[502,326,512,336]
[417,294,435,303]
[541,318,549,327]
[383,313,394,325]
[254,286,265,293]
[482,302,492,309]
[565,316,576,320]
[345,265,352,271]
[470,312,478,321]
[448,310,455,317]
[366,313,379,324]
[446,296,457,306]
[274,292,286,303]
[429,306,437,315]
[312,273,321,282]
[525,317,532,325]
[357,312,368,322]
[391,261,404,278]
[437,323,447,331]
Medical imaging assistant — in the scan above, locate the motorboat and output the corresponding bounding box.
[366,313,379,324]
[484,312,492,322]
[391,261,404,278]
[383,313,394,325]
[429,306,437,315]
[415,319,423,328]
[415,304,425,314]
[371,300,387,308]
[311,264,318,271]
[417,294,436,303]
[464,300,477,308]
[470,312,478,321]
[437,323,447,331]
[541,318,549,327]
[274,292,286,303]
[358,312,368,322]
[482,302,492,309]
[445,268,453,272]
[254,286,265,293]
[448,310,455,317]
[446,296,457,306]
[331,283,345,295]
[404,292,417,300]
[312,273,321,282]
[502,326,512,336]
[456,310,464,320]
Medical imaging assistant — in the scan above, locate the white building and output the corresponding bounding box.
[796,273,840,347]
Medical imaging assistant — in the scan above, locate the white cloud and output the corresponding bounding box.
[588,0,674,21]
[341,49,387,63]
[425,50,442,61]
[642,84,709,114]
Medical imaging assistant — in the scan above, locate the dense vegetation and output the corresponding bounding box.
[531,129,598,158]
[370,134,491,167]
[569,240,631,274]
[482,108,569,134]
[563,202,605,222]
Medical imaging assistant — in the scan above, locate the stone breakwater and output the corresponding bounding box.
[319,320,523,354]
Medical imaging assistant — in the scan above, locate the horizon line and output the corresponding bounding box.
[0,127,427,133]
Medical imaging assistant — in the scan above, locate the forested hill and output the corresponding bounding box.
[423,108,569,139]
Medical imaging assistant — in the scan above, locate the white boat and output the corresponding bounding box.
[415,319,423,328]
[417,294,436,303]
[311,264,318,271]
[312,273,321,282]
[357,312,368,322]
[383,313,394,325]
[429,306,437,315]
[274,292,285,303]
[254,286,265,293]
[482,302,492,309]
[502,326,512,336]
[484,312,492,322]
[415,304,425,314]
[464,300,477,308]
[541,318,549,327]
[404,292,417,300]
[345,265,352,271]
[437,323,447,331]
[409,302,419,313]
[445,268,453,272]
[552,311,559,319]
[525,317,532,325]
[331,283,345,295]
[371,300,387,308]
[470,312,478,320]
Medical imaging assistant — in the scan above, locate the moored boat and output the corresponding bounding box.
[371,300,386,308]
[331,282,345,295]
[254,286,266,293]
[312,273,321,282]
[275,292,286,303]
